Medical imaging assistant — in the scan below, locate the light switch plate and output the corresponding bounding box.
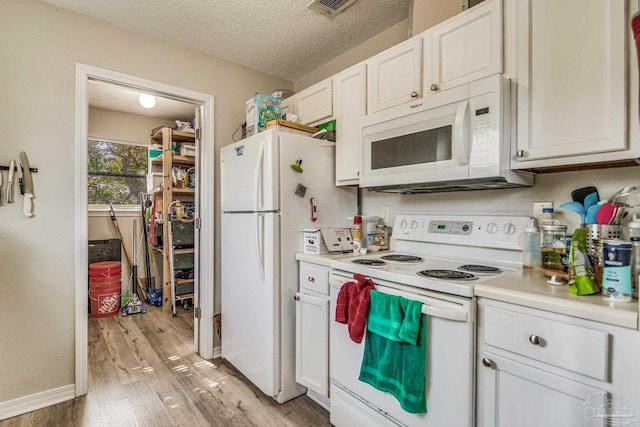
[533,201,553,218]
[380,206,390,223]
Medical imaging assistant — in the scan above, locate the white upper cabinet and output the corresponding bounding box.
[366,37,423,114]
[334,63,367,186]
[424,0,502,95]
[294,78,333,125]
[509,0,638,169]
[281,97,293,117]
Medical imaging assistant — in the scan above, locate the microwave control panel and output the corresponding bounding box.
[469,92,498,167]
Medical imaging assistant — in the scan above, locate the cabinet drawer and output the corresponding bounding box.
[483,306,609,381]
[299,263,329,295]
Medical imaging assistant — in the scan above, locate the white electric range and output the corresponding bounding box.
[328,213,530,427]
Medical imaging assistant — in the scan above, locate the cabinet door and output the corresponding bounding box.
[294,79,333,125]
[367,37,423,114]
[424,0,502,95]
[511,0,627,168]
[281,97,294,117]
[334,63,367,186]
[295,292,329,397]
[478,352,608,427]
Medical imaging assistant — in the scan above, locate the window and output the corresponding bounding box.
[88,140,147,205]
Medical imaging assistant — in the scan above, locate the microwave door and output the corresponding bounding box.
[361,101,470,188]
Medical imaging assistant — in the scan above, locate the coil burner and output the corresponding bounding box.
[417,269,478,281]
[457,264,502,274]
[380,254,424,263]
[351,259,387,266]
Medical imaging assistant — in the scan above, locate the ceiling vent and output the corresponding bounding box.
[307,0,359,17]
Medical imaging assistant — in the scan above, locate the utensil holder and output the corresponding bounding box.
[582,224,623,257]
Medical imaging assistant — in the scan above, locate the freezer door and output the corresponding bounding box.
[220,129,279,212]
[221,212,280,397]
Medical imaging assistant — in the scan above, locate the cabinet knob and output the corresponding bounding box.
[294,295,300,301]
[307,276,315,283]
[516,150,527,158]
[482,358,493,368]
[410,91,419,98]
[430,84,439,92]
[529,335,542,345]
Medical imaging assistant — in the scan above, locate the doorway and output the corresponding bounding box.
[74,64,215,397]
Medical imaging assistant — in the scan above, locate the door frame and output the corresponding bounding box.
[74,63,216,397]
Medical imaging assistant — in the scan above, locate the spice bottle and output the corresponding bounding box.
[374,224,389,250]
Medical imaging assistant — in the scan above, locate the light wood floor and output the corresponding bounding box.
[1,306,330,427]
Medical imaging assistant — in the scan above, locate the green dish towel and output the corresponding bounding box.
[358,290,427,414]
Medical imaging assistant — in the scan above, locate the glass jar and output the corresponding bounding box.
[540,224,567,270]
[374,224,389,250]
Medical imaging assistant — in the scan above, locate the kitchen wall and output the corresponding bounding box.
[362,168,640,234]
[0,0,291,406]
[88,107,174,295]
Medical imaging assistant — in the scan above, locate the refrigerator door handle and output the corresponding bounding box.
[253,143,265,211]
[255,213,265,281]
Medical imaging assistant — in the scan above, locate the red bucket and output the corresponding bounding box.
[89,276,120,318]
[89,261,122,278]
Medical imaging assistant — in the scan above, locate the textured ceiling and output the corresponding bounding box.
[41,0,411,81]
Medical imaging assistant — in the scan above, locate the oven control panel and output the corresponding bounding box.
[428,220,473,235]
[394,214,530,250]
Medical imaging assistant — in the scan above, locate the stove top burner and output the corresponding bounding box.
[458,264,502,274]
[417,269,478,281]
[380,254,424,263]
[351,259,387,266]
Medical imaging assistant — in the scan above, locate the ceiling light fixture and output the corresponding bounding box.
[139,94,156,109]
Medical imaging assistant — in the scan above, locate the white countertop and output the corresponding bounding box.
[295,252,354,267]
[475,269,639,330]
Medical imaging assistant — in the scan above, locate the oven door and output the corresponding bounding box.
[329,271,475,427]
[360,96,471,189]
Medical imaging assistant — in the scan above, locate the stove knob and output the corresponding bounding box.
[503,223,517,235]
[411,220,419,230]
[400,219,408,229]
[487,222,499,234]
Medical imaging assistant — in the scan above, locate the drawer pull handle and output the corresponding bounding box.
[482,358,493,368]
[529,335,542,345]
[307,276,315,283]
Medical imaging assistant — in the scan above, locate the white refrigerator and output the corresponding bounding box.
[220,128,356,403]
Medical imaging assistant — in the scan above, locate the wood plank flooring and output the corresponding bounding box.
[1,307,330,427]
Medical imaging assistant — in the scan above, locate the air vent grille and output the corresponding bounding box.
[307,0,358,17]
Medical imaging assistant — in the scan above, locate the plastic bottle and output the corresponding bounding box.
[522,217,541,269]
[538,207,556,226]
[626,214,640,298]
[352,215,362,254]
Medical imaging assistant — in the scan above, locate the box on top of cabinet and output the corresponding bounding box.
[246,93,282,137]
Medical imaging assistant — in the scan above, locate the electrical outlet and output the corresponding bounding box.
[533,201,553,218]
[380,206,390,223]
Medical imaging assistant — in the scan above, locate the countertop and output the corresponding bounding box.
[475,269,639,330]
[295,252,354,267]
[295,252,639,330]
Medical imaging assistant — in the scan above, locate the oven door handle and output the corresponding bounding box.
[421,304,468,322]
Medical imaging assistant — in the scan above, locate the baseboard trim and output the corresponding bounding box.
[213,345,222,359]
[0,384,75,421]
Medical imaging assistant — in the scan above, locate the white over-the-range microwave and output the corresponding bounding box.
[359,74,534,193]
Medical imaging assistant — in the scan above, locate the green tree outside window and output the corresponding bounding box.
[88,140,147,205]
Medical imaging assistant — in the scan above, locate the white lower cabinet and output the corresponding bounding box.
[295,262,330,401]
[476,298,639,427]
